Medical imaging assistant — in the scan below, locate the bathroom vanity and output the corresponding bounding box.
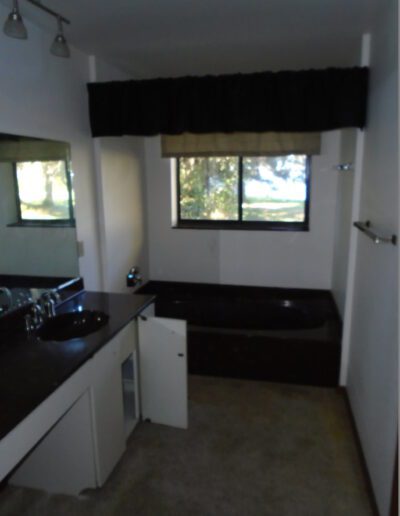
[0,290,187,495]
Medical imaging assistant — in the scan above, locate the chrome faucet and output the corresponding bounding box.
[25,289,60,333]
[25,302,44,333]
[50,289,61,304]
[31,302,44,327]
[39,289,61,318]
[25,289,61,333]
[39,294,55,318]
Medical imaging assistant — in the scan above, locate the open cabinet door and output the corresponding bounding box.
[138,311,188,429]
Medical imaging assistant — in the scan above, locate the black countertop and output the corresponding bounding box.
[0,291,154,441]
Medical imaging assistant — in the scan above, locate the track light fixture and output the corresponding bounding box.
[3,0,27,40]
[50,17,70,58]
[3,0,71,58]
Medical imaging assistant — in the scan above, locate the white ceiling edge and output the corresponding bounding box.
[0,0,380,80]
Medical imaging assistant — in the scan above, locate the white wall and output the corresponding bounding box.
[89,58,149,294]
[0,5,102,289]
[346,1,398,514]
[145,137,219,284]
[97,136,149,293]
[145,132,340,289]
[331,129,357,317]
[0,16,149,292]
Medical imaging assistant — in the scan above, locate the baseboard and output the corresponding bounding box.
[339,387,381,516]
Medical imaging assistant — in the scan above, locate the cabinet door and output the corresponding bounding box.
[138,315,188,429]
[92,334,126,486]
[9,390,96,496]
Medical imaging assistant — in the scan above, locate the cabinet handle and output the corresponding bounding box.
[178,353,184,357]
[139,315,147,321]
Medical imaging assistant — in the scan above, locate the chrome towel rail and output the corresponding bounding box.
[353,221,397,245]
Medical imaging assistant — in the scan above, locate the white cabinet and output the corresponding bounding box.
[91,331,126,486]
[138,305,188,429]
[91,319,140,486]
[5,307,187,495]
[9,390,97,496]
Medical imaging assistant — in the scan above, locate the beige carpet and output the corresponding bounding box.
[0,376,374,516]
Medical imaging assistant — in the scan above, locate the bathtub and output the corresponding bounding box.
[137,281,342,387]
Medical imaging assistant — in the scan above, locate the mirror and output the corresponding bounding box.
[0,133,79,314]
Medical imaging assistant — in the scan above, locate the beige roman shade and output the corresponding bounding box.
[0,140,69,162]
[161,132,321,157]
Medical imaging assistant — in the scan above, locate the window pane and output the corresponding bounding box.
[16,161,71,221]
[242,155,308,222]
[179,157,239,220]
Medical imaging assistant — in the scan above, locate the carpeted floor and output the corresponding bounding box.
[0,375,374,516]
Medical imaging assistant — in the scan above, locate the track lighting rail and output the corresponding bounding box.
[25,0,70,25]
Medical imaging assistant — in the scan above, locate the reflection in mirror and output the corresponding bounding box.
[0,133,80,315]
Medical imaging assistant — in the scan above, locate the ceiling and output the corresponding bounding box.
[1,0,382,78]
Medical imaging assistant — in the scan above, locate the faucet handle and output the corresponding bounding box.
[43,297,56,318]
[39,289,60,316]
[24,314,33,333]
[50,289,61,303]
[31,302,44,328]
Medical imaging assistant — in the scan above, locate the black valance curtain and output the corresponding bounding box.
[87,67,369,137]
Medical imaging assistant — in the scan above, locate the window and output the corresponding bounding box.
[13,160,75,226]
[176,155,310,230]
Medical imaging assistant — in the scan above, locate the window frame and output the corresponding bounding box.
[175,156,311,231]
[11,160,76,228]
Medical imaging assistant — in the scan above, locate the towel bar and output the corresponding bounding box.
[353,221,397,245]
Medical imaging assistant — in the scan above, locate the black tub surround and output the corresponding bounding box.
[87,67,369,137]
[0,291,154,440]
[137,281,341,387]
